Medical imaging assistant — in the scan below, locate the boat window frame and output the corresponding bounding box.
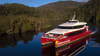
[74,25,85,29]
[43,33,63,39]
[57,25,85,29]
[59,29,86,39]
[67,29,86,36]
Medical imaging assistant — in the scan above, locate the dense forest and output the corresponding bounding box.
[0,1,82,35]
[0,0,99,36]
[76,0,100,26]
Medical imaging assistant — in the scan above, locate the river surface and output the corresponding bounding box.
[0,27,100,56]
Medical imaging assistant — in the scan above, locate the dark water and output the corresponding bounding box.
[0,28,100,56]
[78,29,100,56]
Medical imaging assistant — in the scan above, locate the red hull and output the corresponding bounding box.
[41,28,91,48]
[42,36,90,56]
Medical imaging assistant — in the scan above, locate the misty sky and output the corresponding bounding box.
[0,0,88,7]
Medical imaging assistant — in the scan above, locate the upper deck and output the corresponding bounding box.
[46,20,87,35]
[58,20,87,27]
[46,27,85,34]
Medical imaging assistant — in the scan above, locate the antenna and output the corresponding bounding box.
[72,12,76,20]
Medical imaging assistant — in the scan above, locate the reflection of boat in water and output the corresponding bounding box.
[42,36,90,56]
[41,14,91,48]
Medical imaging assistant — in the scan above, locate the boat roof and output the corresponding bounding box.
[58,20,87,27]
[46,27,84,34]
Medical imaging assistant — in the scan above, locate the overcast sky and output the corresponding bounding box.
[0,0,88,7]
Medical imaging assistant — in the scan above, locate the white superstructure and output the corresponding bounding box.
[46,14,87,35]
[59,20,87,27]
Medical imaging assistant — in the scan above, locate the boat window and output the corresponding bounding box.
[68,29,86,36]
[57,25,84,29]
[43,33,62,38]
[74,25,84,29]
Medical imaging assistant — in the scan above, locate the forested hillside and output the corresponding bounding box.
[38,1,84,21]
[0,3,36,35]
[0,1,82,35]
[0,3,35,16]
[76,0,100,26]
[39,1,84,13]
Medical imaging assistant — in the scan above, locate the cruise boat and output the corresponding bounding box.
[41,14,91,48]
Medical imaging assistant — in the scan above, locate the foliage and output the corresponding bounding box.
[0,1,83,34]
[75,0,100,26]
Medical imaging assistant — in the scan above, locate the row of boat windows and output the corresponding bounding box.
[65,29,86,37]
[57,25,85,29]
[43,33,62,38]
[60,29,86,39]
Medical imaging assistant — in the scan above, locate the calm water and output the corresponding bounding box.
[0,28,100,56]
